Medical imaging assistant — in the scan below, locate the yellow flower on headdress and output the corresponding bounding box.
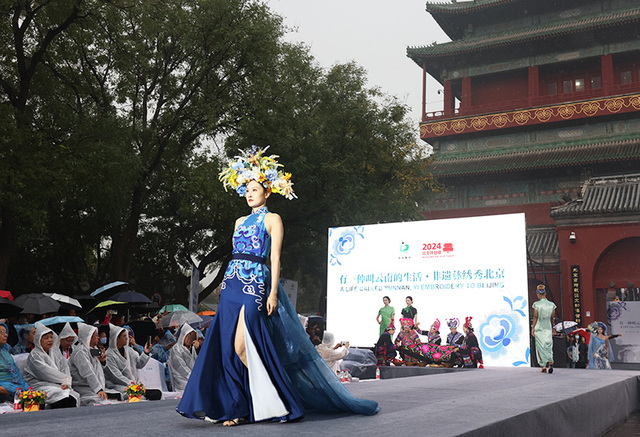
[218,145,297,200]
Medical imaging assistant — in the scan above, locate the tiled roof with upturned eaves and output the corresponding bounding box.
[551,174,640,218]
[431,138,640,177]
[526,227,559,260]
[426,0,518,14]
[408,7,640,59]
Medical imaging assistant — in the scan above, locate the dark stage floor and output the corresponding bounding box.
[2,367,639,437]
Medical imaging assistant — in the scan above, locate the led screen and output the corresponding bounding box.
[326,213,530,367]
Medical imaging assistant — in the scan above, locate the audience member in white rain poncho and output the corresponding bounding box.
[104,324,149,393]
[70,323,120,405]
[104,323,162,400]
[167,323,198,392]
[58,323,77,361]
[23,323,79,408]
[53,322,77,374]
[315,332,350,374]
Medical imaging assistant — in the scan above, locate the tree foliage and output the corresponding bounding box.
[225,49,440,312]
[0,1,440,313]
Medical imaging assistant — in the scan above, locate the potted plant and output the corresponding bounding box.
[20,388,47,411]
[125,381,146,402]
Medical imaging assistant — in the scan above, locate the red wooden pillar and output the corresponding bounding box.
[443,80,454,116]
[460,76,471,113]
[601,54,614,94]
[528,65,539,105]
[422,61,427,121]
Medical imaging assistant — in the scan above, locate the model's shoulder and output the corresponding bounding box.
[264,212,282,222]
[234,216,247,229]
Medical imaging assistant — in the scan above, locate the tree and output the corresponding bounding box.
[2,0,290,294]
[0,0,86,288]
[225,48,440,313]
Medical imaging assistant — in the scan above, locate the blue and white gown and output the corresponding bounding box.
[177,207,379,423]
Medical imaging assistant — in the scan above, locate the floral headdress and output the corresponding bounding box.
[588,321,607,335]
[399,318,414,329]
[431,319,441,332]
[464,316,473,329]
[218,145,296,200]
[447,318,459,329]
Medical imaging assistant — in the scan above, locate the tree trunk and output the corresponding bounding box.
[110,187,143,281]
[0,203,16,288]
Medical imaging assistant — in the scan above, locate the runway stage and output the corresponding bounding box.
[3,367,639,437]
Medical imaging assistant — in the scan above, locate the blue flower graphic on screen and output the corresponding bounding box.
[479,314,517,352]
[504,295,527,317]
[607,301,627,322]
[329,227,365,266]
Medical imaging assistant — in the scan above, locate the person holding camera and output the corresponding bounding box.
[70,323,119,405]
[315,332,349,374]
[104,324,162,400]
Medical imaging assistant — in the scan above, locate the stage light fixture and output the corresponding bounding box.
[569,231,576,244]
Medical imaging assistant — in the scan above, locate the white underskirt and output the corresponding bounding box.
[244,324,289,421]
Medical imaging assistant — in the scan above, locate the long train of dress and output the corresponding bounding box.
[177,210,378,423]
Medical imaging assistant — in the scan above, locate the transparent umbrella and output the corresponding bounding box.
[159,310,202,329]
[553,321,578,333]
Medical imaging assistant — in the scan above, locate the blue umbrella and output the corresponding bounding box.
[38,316,85,326]
[90,281,129,297]
[110,291,152,304]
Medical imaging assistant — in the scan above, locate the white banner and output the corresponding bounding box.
[189,265,199,313]
[608,300,640,362]
[326,213,530,367]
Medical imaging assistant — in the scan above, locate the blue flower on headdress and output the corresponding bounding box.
[231,159,244,171]
[236,185,247,196]
[265,169,278,182]
[479,314,517,352]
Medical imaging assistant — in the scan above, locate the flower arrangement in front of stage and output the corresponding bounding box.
[125,381,146,398]
[19,387,47,408]
[219,145,296,200]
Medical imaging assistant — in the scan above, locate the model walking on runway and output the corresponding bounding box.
[531,284,557,373]
[177,146,378,426]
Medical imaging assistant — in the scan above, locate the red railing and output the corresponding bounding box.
[423,81,640,122]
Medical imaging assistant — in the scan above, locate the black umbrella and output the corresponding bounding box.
[0,297,22,317]
[14,293,61,315]
[126,320,157,346]
[110,291,152,304]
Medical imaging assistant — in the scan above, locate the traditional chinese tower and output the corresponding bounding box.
[407,0,640,327]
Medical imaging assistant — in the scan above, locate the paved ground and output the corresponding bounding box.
[2,367,639,437]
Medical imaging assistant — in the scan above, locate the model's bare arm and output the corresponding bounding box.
[265,213,284,316]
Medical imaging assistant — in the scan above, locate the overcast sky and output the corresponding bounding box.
[267,0,451,128]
